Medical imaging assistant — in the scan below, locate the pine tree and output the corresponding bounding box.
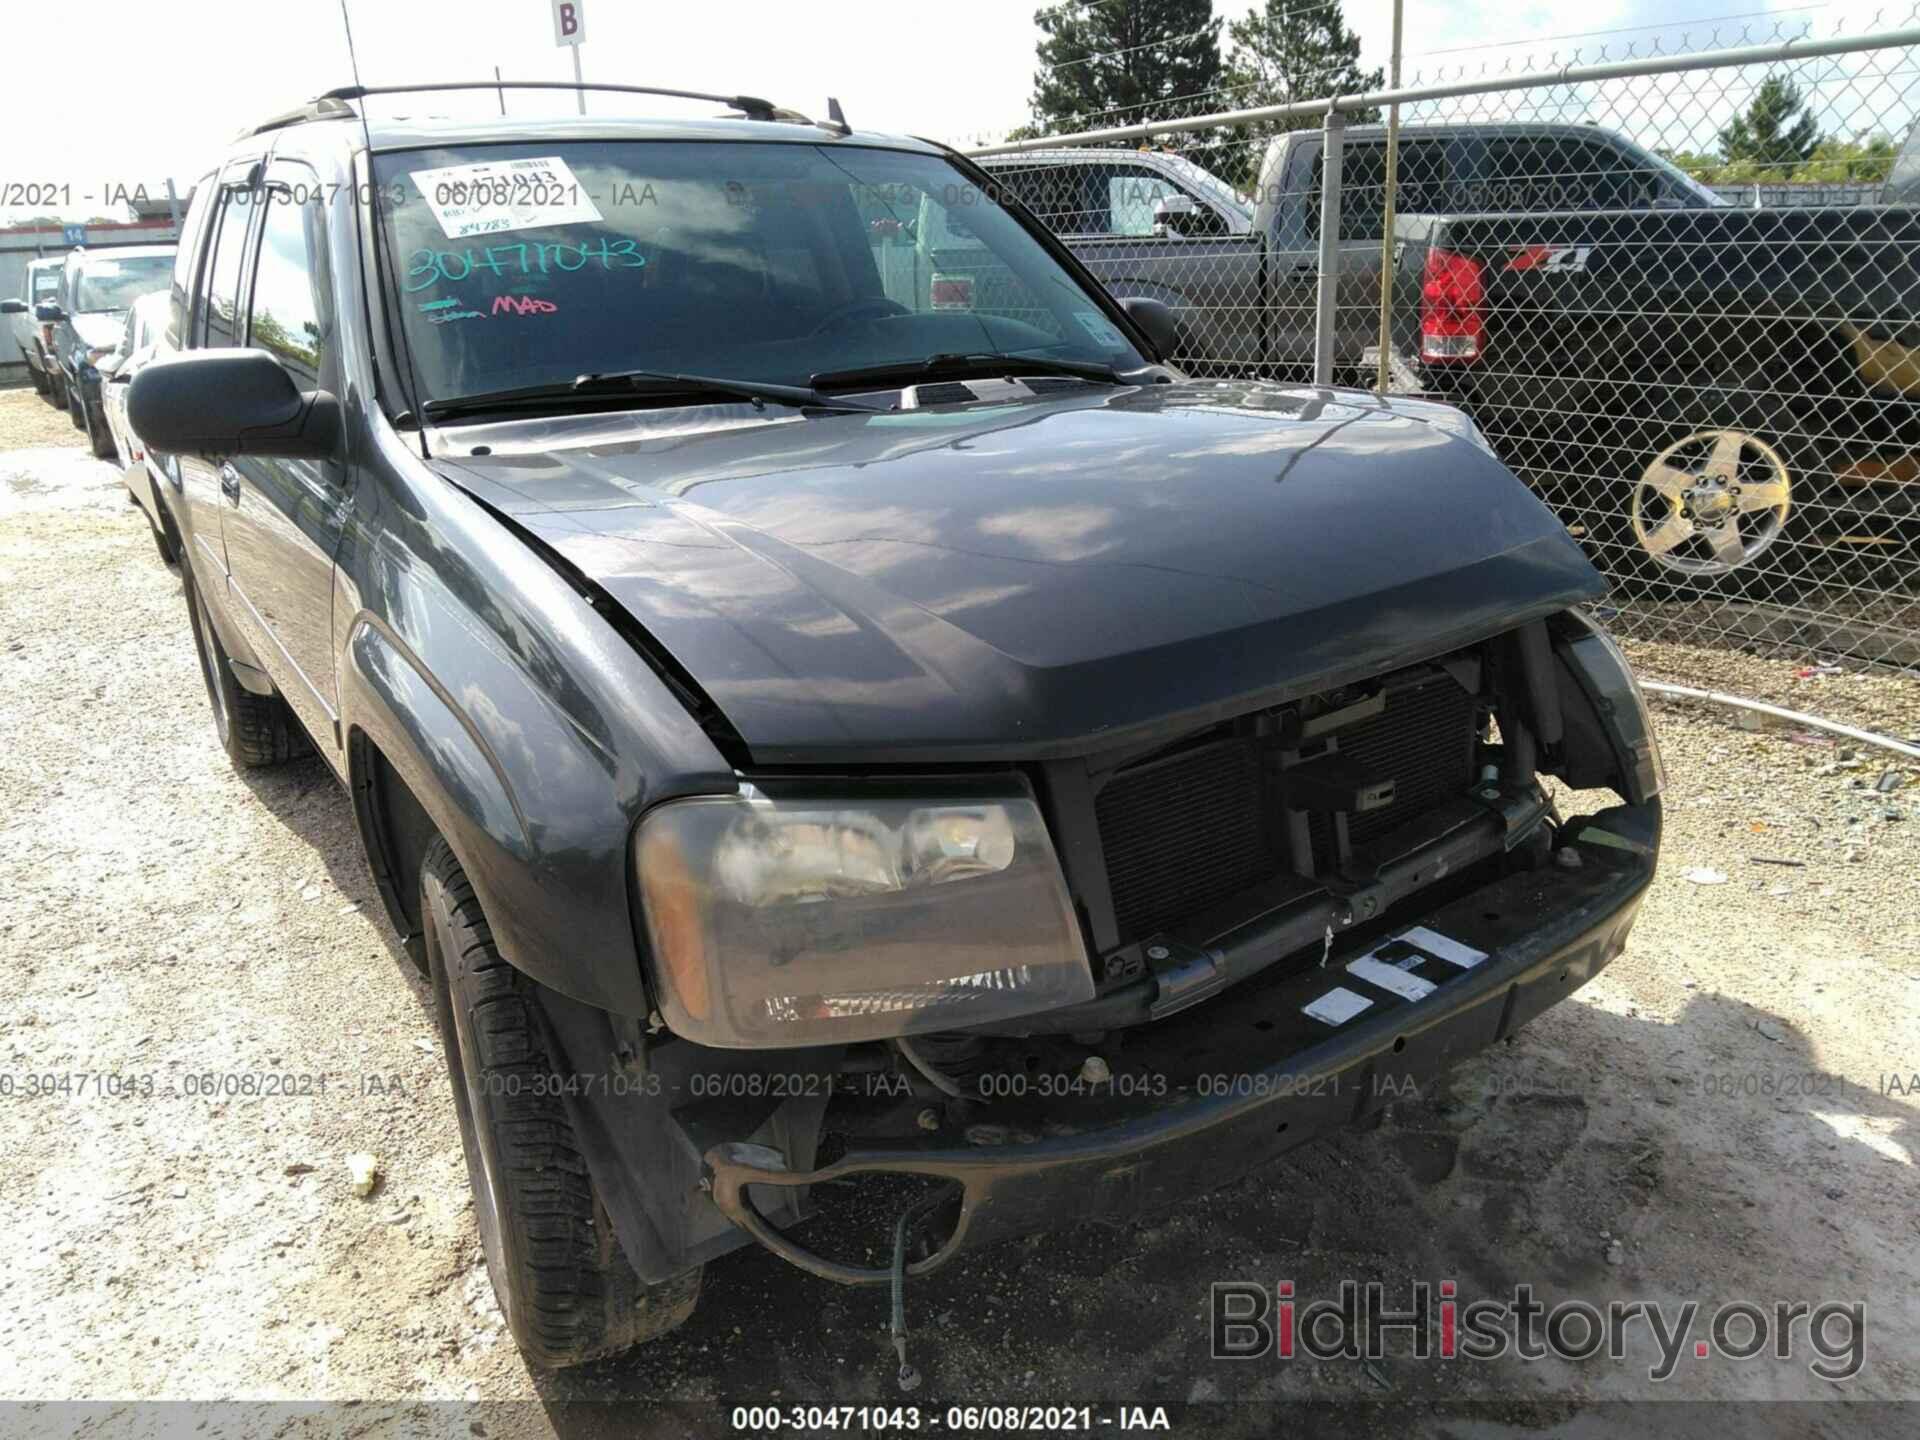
[1028,0,1224,134]
[1718,76,1821,181]
[1224,0,1382,136]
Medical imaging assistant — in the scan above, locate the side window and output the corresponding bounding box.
[998,164,1095,234]
[1312,141,1453,241]
[1475,138,1654,212]
[248,178,331,386]
[1106,168,1183,237]
[167,174,216,349]
[199,176,256,349]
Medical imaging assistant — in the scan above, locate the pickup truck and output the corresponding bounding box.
[973,122,1721,378]
[1393,146,1920,591]
[129,87,1661,1370]
[1,256,66,399]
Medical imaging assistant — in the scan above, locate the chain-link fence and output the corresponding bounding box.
[965,12,1920,675]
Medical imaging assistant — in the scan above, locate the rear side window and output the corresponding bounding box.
[199,184,255,348]
[167,176,215,348]
[1473,137,1657,211]
[1313,140,1454,240]
[30,267,59,300]
[996,164,1098,233]
[248,179,331,386]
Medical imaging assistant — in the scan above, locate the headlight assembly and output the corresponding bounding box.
[635,787,1093,1048]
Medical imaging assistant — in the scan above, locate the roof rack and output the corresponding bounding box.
[246,82,853,141]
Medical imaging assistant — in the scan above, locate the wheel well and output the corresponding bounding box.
[348,730,440,971]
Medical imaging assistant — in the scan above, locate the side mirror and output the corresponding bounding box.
[1120,296,1182,360]
[98,355,125,379]
[129,349,341,461]
[0,299,25,315]
[1151,193,1200,237]
[34,301,66,324]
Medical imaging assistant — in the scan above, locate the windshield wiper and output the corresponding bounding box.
[421,370,884,422]
[575,369,887,412]
[810,352,1126,390]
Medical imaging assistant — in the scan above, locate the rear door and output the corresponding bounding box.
[222,162,351,762]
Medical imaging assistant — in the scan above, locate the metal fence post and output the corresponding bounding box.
[1376,0,1405,395]
[1313,108,1346,388]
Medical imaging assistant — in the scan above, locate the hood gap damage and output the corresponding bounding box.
[445,476,754,770]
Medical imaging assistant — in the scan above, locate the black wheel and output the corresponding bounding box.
[27,360,49,396]
[68,384,86,431]
[1577,387,1818,602]
[48,370,66,410]
[180,556,302,768]
[422,838,701,1368]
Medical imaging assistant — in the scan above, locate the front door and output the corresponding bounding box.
[221,162,351,769]
[175,160,260,584]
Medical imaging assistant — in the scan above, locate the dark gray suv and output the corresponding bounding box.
[131,83,1662,1368]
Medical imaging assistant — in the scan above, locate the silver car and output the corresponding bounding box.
[97,290,177,563]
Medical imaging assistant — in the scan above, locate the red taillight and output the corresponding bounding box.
[929,274,974,311]
[1421,247,1484,363]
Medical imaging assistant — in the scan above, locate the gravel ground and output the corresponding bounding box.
[2,388,1917,1437]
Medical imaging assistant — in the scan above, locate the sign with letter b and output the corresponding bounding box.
[552,0,585,46]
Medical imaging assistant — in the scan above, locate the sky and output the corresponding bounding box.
[0,0,1907,223]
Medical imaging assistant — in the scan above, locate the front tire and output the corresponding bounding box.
[68,384,86,431]
[180,556,302,768]
[422,838,701,1367]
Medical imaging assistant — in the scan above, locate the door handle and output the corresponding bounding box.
[219,462,241,503]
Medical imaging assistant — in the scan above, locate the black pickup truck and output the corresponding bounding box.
[1395,160,1920,591]
[974,122,1721,379]
[129,86,1661,1369]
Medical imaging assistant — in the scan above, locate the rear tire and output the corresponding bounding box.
[68,385,86,431]
[422,837,701,1368]
[180,555,303,768]
[1577,386,1819,602]
[45,371,66,409]
[27,360,49,396]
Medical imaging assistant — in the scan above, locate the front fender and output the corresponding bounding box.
[334,424,737,1018]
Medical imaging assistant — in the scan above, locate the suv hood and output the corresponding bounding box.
[71,313,124,351]
[438,381,1603,764]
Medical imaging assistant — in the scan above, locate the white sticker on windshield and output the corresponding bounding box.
[1073,310,1128,350]
[410,156,604,240]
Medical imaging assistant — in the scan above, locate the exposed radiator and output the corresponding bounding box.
[1094,672,1478,945]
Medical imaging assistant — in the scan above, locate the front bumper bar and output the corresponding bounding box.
[705,803,1657,1285]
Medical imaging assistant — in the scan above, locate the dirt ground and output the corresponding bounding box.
[2,387,1917,1438]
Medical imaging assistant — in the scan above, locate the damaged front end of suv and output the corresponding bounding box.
[527,581,1661,1296]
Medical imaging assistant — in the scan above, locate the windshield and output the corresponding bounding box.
[75,254,174,313]
[372,140,1147,408]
